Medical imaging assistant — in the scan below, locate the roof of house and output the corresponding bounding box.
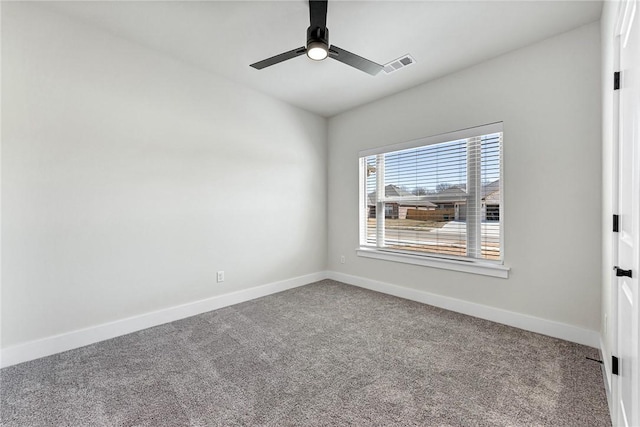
[368,181,500,206]
[368,185,437,207]
[482,180,500,199]
[482,180,500,204]
[424,186,468,203]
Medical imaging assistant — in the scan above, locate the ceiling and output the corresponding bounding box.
[42,1,602,117]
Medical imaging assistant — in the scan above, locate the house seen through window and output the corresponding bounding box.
[359,123,503,263]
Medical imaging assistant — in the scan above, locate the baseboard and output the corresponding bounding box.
[2,271,600,368]
[328,271,600,348]
[0,271,329,369]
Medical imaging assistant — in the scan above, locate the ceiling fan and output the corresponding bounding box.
[250,0,384,76]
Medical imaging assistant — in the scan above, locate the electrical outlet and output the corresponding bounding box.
[217,271,225,283]
[340,255,345,264]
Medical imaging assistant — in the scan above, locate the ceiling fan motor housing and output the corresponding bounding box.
[307,26,329,50]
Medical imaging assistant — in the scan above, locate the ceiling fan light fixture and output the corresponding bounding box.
[307,41,328,61]
[249,1,384,75]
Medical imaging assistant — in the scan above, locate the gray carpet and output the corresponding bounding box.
[1,280,610,426]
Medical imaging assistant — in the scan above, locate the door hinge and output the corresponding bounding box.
[614,71,621,90]
[613,214,619,232]
[612,356,619,375]
[614,266,633,278]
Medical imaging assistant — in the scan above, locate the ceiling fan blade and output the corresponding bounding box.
[309,0,328,29]
[250,47,307,70]
[328,45,383,76]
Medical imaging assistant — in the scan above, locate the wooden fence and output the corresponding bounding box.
[406,208,455,221]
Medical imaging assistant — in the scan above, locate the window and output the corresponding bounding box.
[358,123,505,275]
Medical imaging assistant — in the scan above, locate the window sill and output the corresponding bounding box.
[356,248,510,279]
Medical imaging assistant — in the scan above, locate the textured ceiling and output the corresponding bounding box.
[43,1,603,117]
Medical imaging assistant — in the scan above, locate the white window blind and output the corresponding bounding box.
[359,123,503,263]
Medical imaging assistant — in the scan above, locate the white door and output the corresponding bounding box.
[615,1,640,425]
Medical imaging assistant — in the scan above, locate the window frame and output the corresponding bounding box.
[357,122,509,278]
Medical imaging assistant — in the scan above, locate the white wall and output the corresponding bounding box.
[328,23,602,332]
[1,3,327,348]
